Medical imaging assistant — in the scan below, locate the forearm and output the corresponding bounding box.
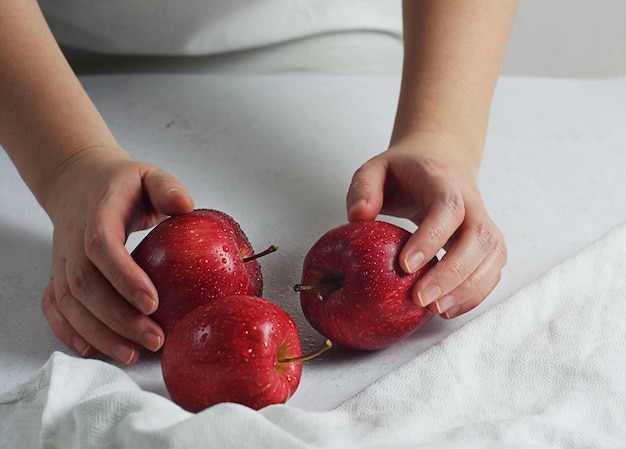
[392,0,518,175]
[0,0,128,211]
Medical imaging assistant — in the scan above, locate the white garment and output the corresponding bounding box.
[39,0,402,56]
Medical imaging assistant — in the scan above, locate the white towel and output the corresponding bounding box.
[2,221,626,449]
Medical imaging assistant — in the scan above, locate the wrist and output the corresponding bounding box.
[388,128,483,181]
[38,144,131,217]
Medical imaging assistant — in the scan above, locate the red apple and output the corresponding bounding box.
[161,295,326,412]
[294,220,437,351]
[132,209,273,334]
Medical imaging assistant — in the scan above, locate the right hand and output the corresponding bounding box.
[40,147,194,365]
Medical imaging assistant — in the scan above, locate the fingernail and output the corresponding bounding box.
[168,188,193,202]
[444,305,461,319]
[404,251,425,274]
[134,291,157,315]
[72,337,91,356]
[417,284,441,307]
[167,187,186,196]
[435,295,456,314]
[112,344,136,365]
[141,332,162,352]
[347,198,367,220]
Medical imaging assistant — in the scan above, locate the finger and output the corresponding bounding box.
[57,256,164,361]
[41,280,94,358]
[52,258,140,364]
[399,189,466,274]
[143,168,194,216]
[414,220,503,307]
[54,290,141,365]
[84,209,159,316]
[346,160,386,222]
[433,239,507,318]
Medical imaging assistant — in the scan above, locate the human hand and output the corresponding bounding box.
[345,135,507,318]
[40,148,194,364]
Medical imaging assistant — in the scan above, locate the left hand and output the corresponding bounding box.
[345,138,507,318]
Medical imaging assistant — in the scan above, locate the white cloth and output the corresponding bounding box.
[2,221,626,448]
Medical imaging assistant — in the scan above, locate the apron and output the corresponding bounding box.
[39,0,402,56]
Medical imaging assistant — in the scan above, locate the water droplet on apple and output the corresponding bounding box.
[222,245,230,252]
[221,257,227,264]
[240,347,254,357]
[199,333,208,343]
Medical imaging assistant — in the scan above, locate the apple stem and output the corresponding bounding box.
[293,281,343,292]
[278,339,332,364]
[243,245,278,263]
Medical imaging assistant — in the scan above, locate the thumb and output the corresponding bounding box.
[144,168,195,216]
[346,160,385,222]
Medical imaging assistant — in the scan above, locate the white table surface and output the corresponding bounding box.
[1,74,624,412]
